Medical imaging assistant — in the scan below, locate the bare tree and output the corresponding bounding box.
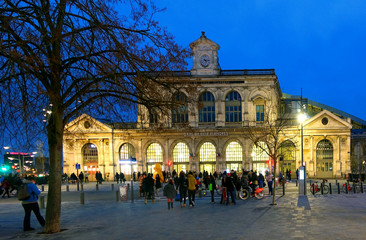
[0,0,190,233]
[246,104,297,205]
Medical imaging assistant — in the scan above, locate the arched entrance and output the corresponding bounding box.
[199,142,216,174]
[251,142,270,175]
[316,139,334,178]
[279,140,296,177]
[82,143,98,181]
[225,141,243,172]
[119,143,137,180]
[172,142,189,174]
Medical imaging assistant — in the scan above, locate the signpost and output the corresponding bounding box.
[76,163,81,191]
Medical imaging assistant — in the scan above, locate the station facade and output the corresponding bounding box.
[63,33,354,180]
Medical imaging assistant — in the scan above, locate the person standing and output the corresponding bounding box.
[187,171,196,207]
[78,171,84,183]
[143,173,155,204]
[155,174,162,197]
[176,171,188,207]
[209,174,216,203]
[115,172,120,184]
[21,176,45,231]
[224,173,236,205]
[84,171,89,183]
[163,179,177,210]
[266,172,273,195]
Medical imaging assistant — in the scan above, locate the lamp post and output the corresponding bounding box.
[298,113,307,195]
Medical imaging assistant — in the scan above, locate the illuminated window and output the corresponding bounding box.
[83,143,98,164]
[172,92,188,123]
[225,142,242,162]
[316,140,333,160]
[146,143,163,163]
[199,142,216,162]
[119,143,136,160]
[256,105,264,122]
[225,91,242,123]
[251,142,269,161]
[199,92,215,123]
[173,142,189,163]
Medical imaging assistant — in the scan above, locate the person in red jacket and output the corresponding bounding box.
[1,179,10,198]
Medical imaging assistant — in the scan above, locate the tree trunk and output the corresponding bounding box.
[44,109,64,233]
[272,160,277,205]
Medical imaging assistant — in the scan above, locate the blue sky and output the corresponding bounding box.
[156,0,366,120]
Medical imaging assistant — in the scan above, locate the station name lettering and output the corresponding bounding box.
[184,132,228,137]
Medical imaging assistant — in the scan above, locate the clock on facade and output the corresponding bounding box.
[200,54,210,67]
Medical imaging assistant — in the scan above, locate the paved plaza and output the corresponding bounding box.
[1,181,366,239]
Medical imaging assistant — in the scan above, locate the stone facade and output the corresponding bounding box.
[63,34,352,180]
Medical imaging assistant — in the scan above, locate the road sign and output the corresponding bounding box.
[75,163,81,169]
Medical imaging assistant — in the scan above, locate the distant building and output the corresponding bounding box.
[63,33,360,180]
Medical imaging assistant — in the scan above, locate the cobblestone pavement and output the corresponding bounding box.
[1,181,366,240]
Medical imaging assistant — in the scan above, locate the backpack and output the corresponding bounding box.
[18,183,31,201]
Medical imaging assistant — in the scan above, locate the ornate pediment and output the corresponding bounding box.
[303,110,352,130]
[64,114,112,133]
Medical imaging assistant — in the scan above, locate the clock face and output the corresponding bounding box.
[200,54,210,67]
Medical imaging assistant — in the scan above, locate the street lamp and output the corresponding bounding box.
[298,113,307,195]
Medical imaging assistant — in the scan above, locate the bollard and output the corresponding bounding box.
[111,184,114,191]
[283,183,285,196]
[80,191,85,204]
[96,184,99,191]
[41,185,44,192]
[198,189,202,198]
[116,190,119,202]
[296,180,298,187]
[346,183,348,194]
[312,183,315,195]
[329,183,332,194]
[336,179,338,185]
[39,196,45,209]
[81,183,83,191]
[66,185,69,192]
[361,182,364,193]
[353,182,356,194]
[321,183,323,195]
[77,180,80,191]
[337,183,340,194]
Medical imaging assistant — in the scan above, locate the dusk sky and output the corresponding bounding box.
[156,0,366,121]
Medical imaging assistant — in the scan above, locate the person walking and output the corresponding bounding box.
[1,178,10,198]
[224,173,236,205]
[176,171,188,207]
[163,179,177,210]
[187,171,196,207]
[21,176,45,231]
[143,173,155,204]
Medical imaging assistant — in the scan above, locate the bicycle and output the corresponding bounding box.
[239,182,264,200]
[342,181,361,193]
[310,180,329,194]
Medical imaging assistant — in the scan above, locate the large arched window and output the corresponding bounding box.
[251,142,269,161]
[225,91,242,123]
[172,92,188,123]
[279,140,296,174]
[83,143,98,164]
[225,141,242,162]
[146,143,163,163]
[119,143,136,160]
[199,142,216,162]
[316,139,333,160]
[199,92,215,123]
[173,142,190,163]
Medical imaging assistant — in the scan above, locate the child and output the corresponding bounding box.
[163,179,177,210]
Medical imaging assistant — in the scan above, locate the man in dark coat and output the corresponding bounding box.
[143,173,155,204]
[224,173,236,205]
[176,171,188,207]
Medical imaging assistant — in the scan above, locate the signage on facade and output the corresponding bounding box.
[184,132,228,137]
